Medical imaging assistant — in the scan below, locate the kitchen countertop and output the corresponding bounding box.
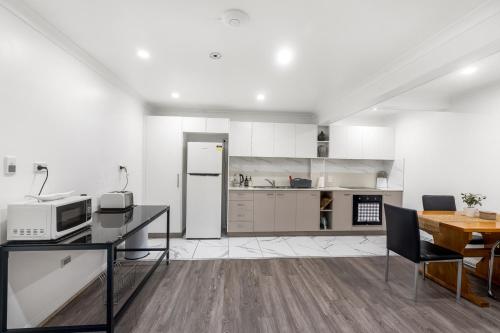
[229,187,403,192]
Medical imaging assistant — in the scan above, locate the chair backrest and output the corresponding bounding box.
[384,204,421,263]
[422,195,456,211]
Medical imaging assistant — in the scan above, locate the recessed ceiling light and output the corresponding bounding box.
[373,107,378,111]
[276,48,294,66]
[171,91,180,99]
[256,93,265,101]
[459,66,478,75]
[136,49,151,60]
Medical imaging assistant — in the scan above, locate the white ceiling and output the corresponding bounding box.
[338,50,500,123]
[22,0,487,114]
[382,51,500,109]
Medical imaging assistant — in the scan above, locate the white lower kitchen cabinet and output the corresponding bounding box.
[274,192,297,231]
[296,191,320,231]
[145,116,183,234]
[253,191,275,232]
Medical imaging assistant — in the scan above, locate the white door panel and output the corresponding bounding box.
[145,116,183,233]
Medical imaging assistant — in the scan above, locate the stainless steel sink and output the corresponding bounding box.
[252,185,292,189]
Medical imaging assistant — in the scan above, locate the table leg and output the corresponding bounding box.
[166,209,170,265]
[424,226,490,307]
[106,246,114,333]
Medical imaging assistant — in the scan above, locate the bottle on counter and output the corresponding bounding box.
[244,176,249,187]
[248,176,253,187]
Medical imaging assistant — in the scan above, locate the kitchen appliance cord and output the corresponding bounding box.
[38,167,48,195]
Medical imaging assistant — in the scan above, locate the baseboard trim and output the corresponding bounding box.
[227,230,386,237]
[149,232,183,238]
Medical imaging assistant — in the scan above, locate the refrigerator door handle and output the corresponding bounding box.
[187,173,220,176]
[177,173,179,188]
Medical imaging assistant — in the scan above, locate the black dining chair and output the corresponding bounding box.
[422,195,484,245]
[488,240,500,298]
[384,204,463,302]
[422,195,456,211]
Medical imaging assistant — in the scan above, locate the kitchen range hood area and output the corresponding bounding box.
[2,1,500,332]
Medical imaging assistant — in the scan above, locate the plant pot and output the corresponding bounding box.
[464,207,476,217]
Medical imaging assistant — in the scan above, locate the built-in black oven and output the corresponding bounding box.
[352,195,383,225]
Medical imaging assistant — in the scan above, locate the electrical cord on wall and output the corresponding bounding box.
[120,165,129,191]
[37,166,49,195]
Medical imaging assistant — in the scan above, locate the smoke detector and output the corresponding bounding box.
[221,9,250,27]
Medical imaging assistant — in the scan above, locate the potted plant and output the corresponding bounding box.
[461,193,486,217]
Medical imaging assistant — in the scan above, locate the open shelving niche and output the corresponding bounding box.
[319,190,333,230]
[317,125,330,158]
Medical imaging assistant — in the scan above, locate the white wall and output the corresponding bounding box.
[0,6,144,328]
[394,87,500,211]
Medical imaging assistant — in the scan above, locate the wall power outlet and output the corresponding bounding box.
[33,162,48,173]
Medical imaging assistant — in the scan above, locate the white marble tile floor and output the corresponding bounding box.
[143,235,393,260]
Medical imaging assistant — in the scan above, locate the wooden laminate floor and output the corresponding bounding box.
[49,257,500,333]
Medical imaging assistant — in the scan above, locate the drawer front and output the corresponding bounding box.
[229,191,254,201]
[229,201,254,221]
[228,221,253,232]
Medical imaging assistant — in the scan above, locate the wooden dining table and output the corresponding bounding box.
[418,211,500,307]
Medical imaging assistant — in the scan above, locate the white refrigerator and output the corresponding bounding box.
[186,142,223,238]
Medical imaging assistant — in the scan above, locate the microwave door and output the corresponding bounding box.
[56,201,90,233]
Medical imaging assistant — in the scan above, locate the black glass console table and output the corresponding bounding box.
[0,205,169,333]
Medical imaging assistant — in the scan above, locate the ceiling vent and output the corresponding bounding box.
[209,52,222,60]
[221,9,250,28]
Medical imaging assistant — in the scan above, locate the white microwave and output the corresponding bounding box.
[7,196,93,241]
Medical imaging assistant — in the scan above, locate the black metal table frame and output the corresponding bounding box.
[0,207,170,333]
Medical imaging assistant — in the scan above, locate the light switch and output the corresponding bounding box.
[4,156,16,175]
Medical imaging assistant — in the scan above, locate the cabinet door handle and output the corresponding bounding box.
[177,174,180,188]
[237,203,245,207]
[267,193,274,197]
[344,194,351,196]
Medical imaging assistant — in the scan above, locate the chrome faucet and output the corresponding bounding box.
[264,178,276,188]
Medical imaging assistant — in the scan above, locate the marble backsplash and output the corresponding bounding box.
[229,157,404,189]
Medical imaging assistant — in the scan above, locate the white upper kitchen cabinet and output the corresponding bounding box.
[251,122,274,157]
[295,124,317,158]
[145,116,183,233]
[330,125,394,160]
[330,125,350,158]
[273,123,295,157]
[206,118,230,133]
[229,121,252,156]
[378,127,395,159]
[182,117,206,132]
